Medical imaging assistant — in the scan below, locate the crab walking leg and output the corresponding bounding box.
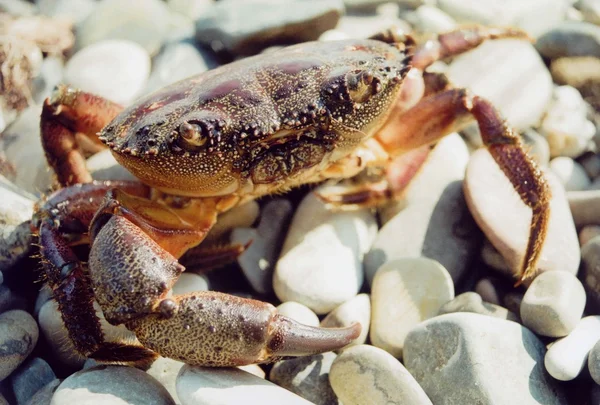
[88,197,361,367]
[40,84,123,186]
[411,26,531,70]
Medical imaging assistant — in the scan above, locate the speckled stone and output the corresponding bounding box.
[10,357,55,405]
[404,313,567,404]
[146,356,184,405]
[0,310,39,382]
[464,149,580,284]
[276,302,319,327]
[329,345,433,405]
[370,258,454,358]
[439,292,518,322]
[545,316,600,381]
[270,352,339,405]
[51,365,175,404]
[321,294,370,347]
[588,338,600,385]
[176,366,313,405]
[521,271,586,337]
[274,188,377,314]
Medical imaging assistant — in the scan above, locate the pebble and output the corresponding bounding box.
[447,39,553,130]
[578,152,600,180]
[64,40,151,105]
[231,199,294,295]
[10,357,55,405]
[578,0,600,24]
[331,9,411,40]
[87,149,137,182]
[171,273,210,295]
[237,364,265,379]
[273,188,377,314]
[143,39,218,96]
[276,302,319,327]
[588,339,600,385]
[167,0,213,20]
[75,0,172,55]
[545,316,600,381]
[464,149,580,284]
[269,352,339,405]
[176,365,314,405]
[36,0,97,25]
[541,86,596,158]
[0,0,37,17]
[521,128,551,167]
[329,345,433,405]
[474,277,504,305]
[31,56,64,104]
[439,292,519,322]
[365,134,480,285]
[520,271,586,337]
[26,379,60,405]
[146,356,185,405]
[550,56,600,111]
[203,201,260,244]
[581,236,600,311]
[568,190,600,227]
[549,157,591,191]
[0,180,34,273]
[195,0,344,56]
[0,310,39,382]
[404,313,567,404]
[537,21,600,59]
[437,0,568,38]
[370,258,454,358]
[51,365,175,404]
[580,225,600,246]
[403,5,457,34]
[321,294,371,347]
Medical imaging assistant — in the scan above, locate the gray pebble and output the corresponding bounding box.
[580,225,600,246]
[474,277,502,305]
[321,294,371,348]
[568,190,600,227]
[10,357,55,405]
[581,235,600,311]
[537,21,600,59]
[25,379,59,405]
[270,352,339,405]
[146,356,185,405]
[439,292,519,322]
[404,313,567,404]
[0,310,39,382]
[521,271,586,337]
[52,365,175,405]
[329,345,433,405]
[403,5,457,34]
[195,0,344,56]
[588,338,600,385]
[550,157,591,191]
[578,0,600,25]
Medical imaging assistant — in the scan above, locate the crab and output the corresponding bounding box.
[32,26,550,368]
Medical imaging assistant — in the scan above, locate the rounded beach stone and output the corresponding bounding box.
[146,356,184,405]
[321,294,370,347]
[274,188,377,314]
[550,157,591,191]
[269,352,339,405]
[10,357,55,405]
[588,339,600,385]
[52,365,175,404]
[0,310,38,382]
[27,379,60,405]
[464,149,580,284]
[276,302,319,327]
[545,316,600,381]
[176,365,313,405]
[536,21,600,59]
[172,273,209,295]
[439,292,518,322]
[64,40,151,105]
[520,271,586,337]
[0,181,34,273]
[404,313,567,404]
[569,190,600,228]
[370,258,454,358]
[329,344,432,405]
[580,225,600,246]
[581,236,600,311]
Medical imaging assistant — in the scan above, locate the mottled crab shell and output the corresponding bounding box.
[99,39,411,197]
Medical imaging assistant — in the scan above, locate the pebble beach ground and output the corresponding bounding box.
[1,0,600,404]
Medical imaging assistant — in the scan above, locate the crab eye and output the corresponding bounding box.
[179,121,208,147]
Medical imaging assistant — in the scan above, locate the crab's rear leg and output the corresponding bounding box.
[88,191,361,366]
[41,85,123,186]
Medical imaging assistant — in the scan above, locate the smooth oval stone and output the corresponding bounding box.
[26,379,60,405]
[10,357,55,405]
[536,21,600,59]
[237,364,265,379]
[176,365,313,405]
[274,188,377,314]
[37,0,97,24]
[366,134,480,285]
[52,365,175,404]
[439,292,518,322]
[550,157,591,191]
[588,339,600,385]
[276,302,319,327]
[329,344,432,405]
[404,313,567,404]
[195,0,344,56]
[474,277,504,305]
[270,352,339,405]
[403,5,457,34]
[447,39,552,130]
[580,225,600,246]
[172,273,209,295]
[0,310,39,382]
[370,258,454,358]
[551,56,600,112]
[87,149,137,181]
[75,0,171,55]
[582,236,600,312]
[203,201,260,244]
[578,152,600,179]
[0,179,34,273]
[321,294,371,347]
[464,149,580,284]
[147,356,184,405]
[64,40,151,105]
[546,316,600,381]
[569,190,600,227]
[521,271,586,337]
